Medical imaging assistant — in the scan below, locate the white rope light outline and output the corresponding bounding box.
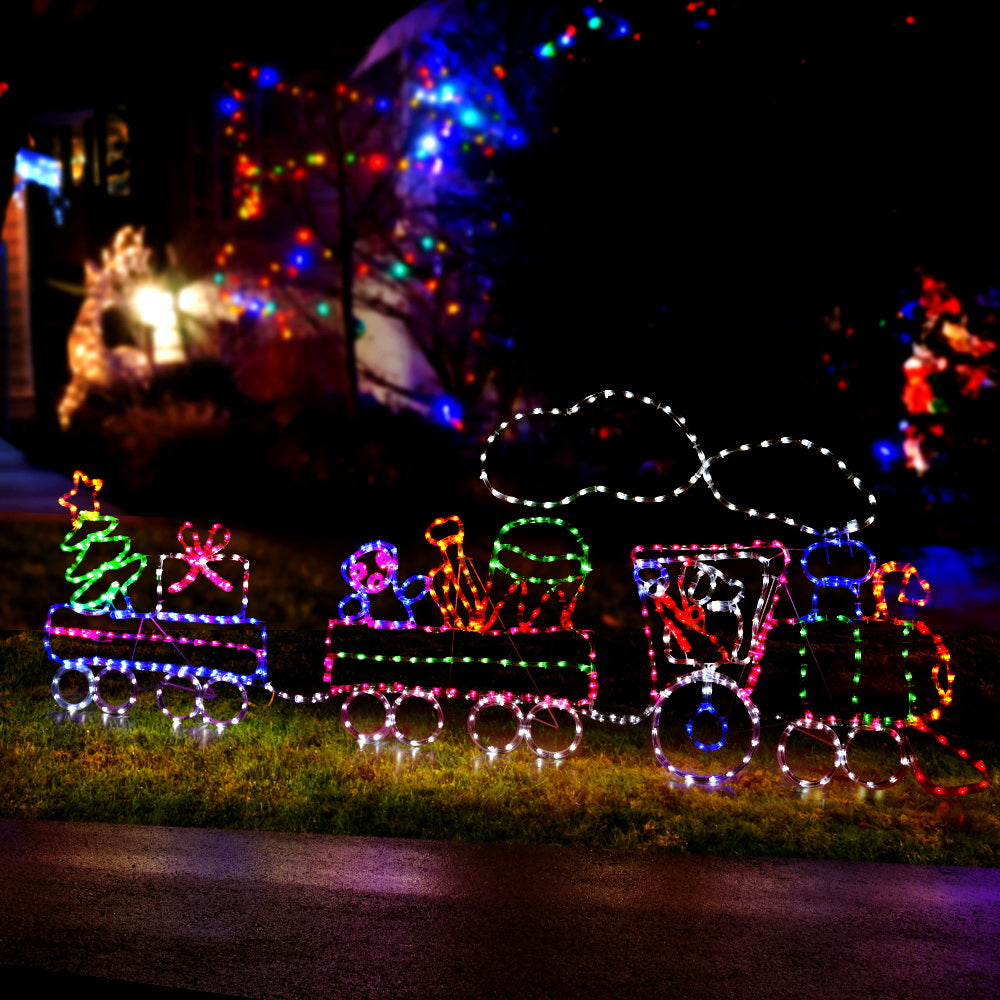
[93,665,139,717]
[51,662,96,712]
[481,390,707,507]
[199,679,250,728]
[390,689,446,747]
[467,694,526,754]
[524,700,584,760]
[841,724,909,790]
[650,668,761,786]
[341,689,394,744]
[480,389,877,535]
[777,718,844,789]
[778,719,909,792]
[157,675,205,723]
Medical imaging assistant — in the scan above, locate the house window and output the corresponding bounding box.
[104,110,130,197]
[34,107,131,197]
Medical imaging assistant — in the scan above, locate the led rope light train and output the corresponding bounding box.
[42,393,989,795]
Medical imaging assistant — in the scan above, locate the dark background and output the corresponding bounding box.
[511,2,1000,433]
[7,1,999,541]
[15,0,999,433]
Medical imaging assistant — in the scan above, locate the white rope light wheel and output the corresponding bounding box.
[524,701,584,760]
[51,663,96,712]
[651,669,761,786]
[341,689,393,744]
[841,725,909,790]
[467,694,525,754]
[200,678,250,728]
[156,674,204,724]
[93,665,139,717]
[777,718,844,789]
[391,689,445,747]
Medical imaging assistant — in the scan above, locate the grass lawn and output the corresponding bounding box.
[2,623,998,866]
[1,515,998,865]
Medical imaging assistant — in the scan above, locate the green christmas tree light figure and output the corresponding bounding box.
[58,471,147,610]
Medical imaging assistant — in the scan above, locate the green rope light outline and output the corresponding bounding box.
[489,516,592,585]
[337,651,593,673]
[799,613,918,728]
[61,511,148,611]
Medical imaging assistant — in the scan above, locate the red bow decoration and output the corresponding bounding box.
[168,522,234,594]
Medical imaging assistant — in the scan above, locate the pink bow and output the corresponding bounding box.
[168,522,234,594]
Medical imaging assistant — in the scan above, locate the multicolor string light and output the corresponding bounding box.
[535,4,636,59]
[211,9,640,423]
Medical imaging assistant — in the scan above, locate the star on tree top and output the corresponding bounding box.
[59,471,103,529]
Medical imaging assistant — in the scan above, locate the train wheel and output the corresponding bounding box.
[156,674,204,723]
[841,725,908,789]
[390,690,445,747]
[651,669,760,785]
[94,666,139,717]
[51,664,95,712]
[200,679,249,727]
[467,694,525,754]
[341,690,392,743]
[524,702,584,760]
[777,718,843,789]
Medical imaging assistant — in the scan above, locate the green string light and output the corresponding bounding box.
[348,651,589,672]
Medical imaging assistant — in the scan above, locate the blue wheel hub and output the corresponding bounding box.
[686,700,728,752]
